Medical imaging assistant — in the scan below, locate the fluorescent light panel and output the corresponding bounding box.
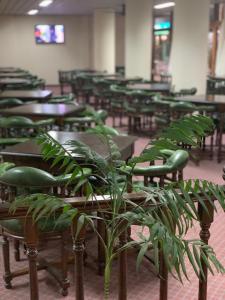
[27,9,39,15]
[154,2,175,9]
[39,0,53,7]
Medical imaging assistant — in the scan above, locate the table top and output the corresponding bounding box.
[175,94,225,105]
[127,83,171,93]
[0,89,52,100]
[208,75,225,81]
[0,78,30,85]
[0,103,85,118]
[0,73,29,78]
[106,76,140,82]
[0,131,136,167]
[0,68,22,73]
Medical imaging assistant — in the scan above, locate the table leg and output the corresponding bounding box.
[198,201,214,300]
[24,217,39,300]
[217,112,224,163]
[72,217,86,300]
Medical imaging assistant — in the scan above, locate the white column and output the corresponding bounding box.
[125,0,153,80]
[215,17,225,76]
[170,0,210,94]
[93,9,116,73]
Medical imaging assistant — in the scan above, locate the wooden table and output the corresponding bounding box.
[0,78,31,90]
[127,83,171,94]
[208,75,225,82]
[106,76,141,84]
[175,94,225,162]
[0,103,84,125]
[0,72,30,78]
[0,191,214,300]
[0,90,52,101]
[175,94,225,106]
[0,68,21,73]
[0,131,136,170]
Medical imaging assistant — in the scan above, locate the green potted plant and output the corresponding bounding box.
[10,114,225,299]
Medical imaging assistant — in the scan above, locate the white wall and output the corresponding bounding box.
[170,0,210,94]
[0,16,92,84]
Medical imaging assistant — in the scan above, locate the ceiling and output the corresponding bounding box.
[0,0,223,16]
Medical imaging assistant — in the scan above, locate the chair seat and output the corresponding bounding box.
[64,116,93,124]
[155,116,169,126]
[125,106,136,113]
[0,217,70,235]
[111,102,123,109]
[140,106,156,113]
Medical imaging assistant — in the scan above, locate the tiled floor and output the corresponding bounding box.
[0,90,225,299]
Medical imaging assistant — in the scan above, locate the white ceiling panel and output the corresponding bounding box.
[0,0,223,16]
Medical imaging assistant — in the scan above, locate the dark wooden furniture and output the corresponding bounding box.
[0,131,136,170]
[175,94,225,163]
[0,78,31,90]
[0,192,215,300]
[127,83,171,94]
[0,78,30,84]
[0,68,21,73]
[0,73,30,78]
[0,104,85,126]
[0,90,52,101]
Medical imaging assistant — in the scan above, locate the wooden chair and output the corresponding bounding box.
[0,116,55,149]
[0,166,92,296]
[47,93,75,104]
[63,108,108,131]
[119,149,189,193]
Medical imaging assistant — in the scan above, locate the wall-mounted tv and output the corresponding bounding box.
[35,24,65,44]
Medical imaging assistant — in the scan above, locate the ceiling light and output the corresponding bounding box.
[39,0,53,7]
[154,2,175,9]
[27,9,39,15]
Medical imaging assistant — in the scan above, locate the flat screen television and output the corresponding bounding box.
[35,24,65,44]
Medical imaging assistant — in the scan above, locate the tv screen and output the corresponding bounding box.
[35,25,65,44]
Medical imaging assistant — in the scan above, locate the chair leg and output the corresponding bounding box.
[210,134,214,159]
[113,115,116,127]
[60,231,70,297]
[14,239,20,262]
[2,235,12,289]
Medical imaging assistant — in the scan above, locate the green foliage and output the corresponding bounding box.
[130,115,215,164]
[10,114,225,299]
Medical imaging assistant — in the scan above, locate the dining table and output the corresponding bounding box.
[0,89,52,101]
[0,67,22,73]
[0,130,137,171]
[127,83,171,94]
[175,94,225,162]
[0,78,31,90]
[0,103,85,126]
[106,76,141,84]
[0,72,30,78]
[0,190,213,300]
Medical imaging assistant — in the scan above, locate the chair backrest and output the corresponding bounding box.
[0,116,54,139]
[0,98,23,108]
[122,149,189,191]
[0,166,92,202]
